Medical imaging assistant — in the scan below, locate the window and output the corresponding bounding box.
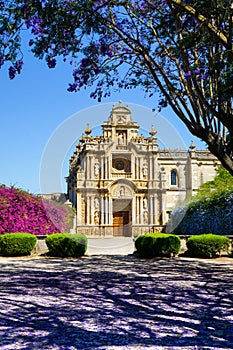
[171,170,177,186]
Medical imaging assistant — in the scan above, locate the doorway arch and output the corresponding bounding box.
[110,180,135,237]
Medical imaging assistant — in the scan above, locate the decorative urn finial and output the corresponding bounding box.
[85,123,92,135]
[189,140,196,150]
[80,132,85,143]
[149,124,157,137]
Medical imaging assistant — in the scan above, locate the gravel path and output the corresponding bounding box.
[0,255,233,349]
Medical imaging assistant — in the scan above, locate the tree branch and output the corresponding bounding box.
[167,0,231,50]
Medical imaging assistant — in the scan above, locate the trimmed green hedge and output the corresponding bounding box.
[186,234,231,258]
[0,232,37,256]
[45,233,87,258]
[135,233,181,258]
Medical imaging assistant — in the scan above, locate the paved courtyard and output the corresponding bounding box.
[86,237,135,256]
[0,255,233,349]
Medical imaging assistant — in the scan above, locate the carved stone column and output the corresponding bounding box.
[86,196,90,225]
[101,157,104,180]
[132,196,135,225]
[149,157,153,180]
[90,195,94,225]
[140,196,143,224]
[101,195,104,224]
[149,196,153,225]
[138,158,143,180]
[161,191,167,225]
[76,193,82,225]
[136,196,139,224]
[109,197,112,225]
[105,195,108,225]
[153,196,158,225]
[89,156,92,179]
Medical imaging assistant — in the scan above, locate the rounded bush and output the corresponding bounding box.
[0,232,37,257]
[186,234,231,258]
[135,233,181,258]
[45,233,87,258]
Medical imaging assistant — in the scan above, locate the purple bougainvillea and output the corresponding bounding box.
[0,185,73,235]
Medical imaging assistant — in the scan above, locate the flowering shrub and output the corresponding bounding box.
[0,185,74,235]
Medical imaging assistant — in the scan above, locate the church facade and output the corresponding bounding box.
[67,102,219,237]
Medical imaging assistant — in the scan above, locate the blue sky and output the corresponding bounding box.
[0,45,205,195]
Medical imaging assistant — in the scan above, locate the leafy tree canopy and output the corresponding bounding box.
[1,0,233,173]
[194,166,233,200]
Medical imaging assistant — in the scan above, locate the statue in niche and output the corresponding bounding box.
[118,133,124,145]
[94,211,100,225]
[142,163,148,177]
[94,162,99,177]
[113,185,131,198]
[143,211,148,224]
[143,197,148,209]
[119,186,125,197]
[94,197,99,209]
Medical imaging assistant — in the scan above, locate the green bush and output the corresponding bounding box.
[0,232,37,256]
[135,233,181,258]
[186,234,231,258]
[45,233,87,258]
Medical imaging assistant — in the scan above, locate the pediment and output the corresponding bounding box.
[111,184,133,198]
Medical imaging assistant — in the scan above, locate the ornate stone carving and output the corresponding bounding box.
[115,160,125,171]
[142,163,148,177]
[94,211,100,225]
[94,197,99,209]
[143,211,148,224]
[112,158,131,173]
[112,184,132,198]
[67,101,220,237]
[118,132,124,145]
[117,116,126,124]
[94,162,99,177]
[143,197,148,209]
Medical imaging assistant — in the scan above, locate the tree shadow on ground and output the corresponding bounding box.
[0,255,233,349]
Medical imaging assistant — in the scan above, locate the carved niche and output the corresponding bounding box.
[111,184,132,198]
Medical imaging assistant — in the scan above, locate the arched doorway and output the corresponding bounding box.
[113,199,132,236]
[110,181,134,237]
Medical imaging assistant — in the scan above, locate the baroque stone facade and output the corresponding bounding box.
[66,102,219,237]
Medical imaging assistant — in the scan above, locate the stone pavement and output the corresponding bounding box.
[0,255,233,349]
[86,237,135,256]
[35,237,136,256]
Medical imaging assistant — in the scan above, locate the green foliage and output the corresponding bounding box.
[45,233,87,258]
[2,1,233,173]
[169,167,233,235]
[186,234,231,258]
[193,167,233,201]
[135,233,181,258]
[0,232,37,257]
